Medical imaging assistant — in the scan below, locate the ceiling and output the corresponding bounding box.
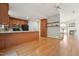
[9,3,79,21]
[8,3,59,20]
[60,3,79,22]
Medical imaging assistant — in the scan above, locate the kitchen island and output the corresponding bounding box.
[0,31,39,50]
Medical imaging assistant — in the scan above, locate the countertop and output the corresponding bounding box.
[0,31,39,33]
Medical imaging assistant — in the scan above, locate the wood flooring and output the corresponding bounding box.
[1,34,79,56]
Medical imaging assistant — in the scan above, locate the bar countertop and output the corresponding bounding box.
[0,31,39,34]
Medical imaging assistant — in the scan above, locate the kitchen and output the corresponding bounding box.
[0,3,39,50]
[0,3,60,56]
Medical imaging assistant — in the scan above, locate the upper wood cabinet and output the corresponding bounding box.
[9,17,28,27]
[0,3,9,25]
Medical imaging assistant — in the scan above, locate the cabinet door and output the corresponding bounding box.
[0,34,5,50]
[0,3,9,24]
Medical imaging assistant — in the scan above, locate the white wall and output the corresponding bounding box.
[47,13,60,39]
[76,16,79,39]
[28,20,39,31]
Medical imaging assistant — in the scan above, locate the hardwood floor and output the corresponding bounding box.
[60,34,79,56]
[1,34,79,56]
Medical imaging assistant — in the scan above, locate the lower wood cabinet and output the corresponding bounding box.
[0,31,39,50]
[0,35,5,50]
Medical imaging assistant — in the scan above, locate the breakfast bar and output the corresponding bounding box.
[0,31,39,50]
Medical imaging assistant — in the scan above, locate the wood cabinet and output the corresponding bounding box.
[0,34,5,50]
[9,17,28,27]
[0,31,39,50]
[0,3,9,25]
[40,18,47,37]
[0,3,27,26]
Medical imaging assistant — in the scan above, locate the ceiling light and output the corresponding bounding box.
[54,3,62,11]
